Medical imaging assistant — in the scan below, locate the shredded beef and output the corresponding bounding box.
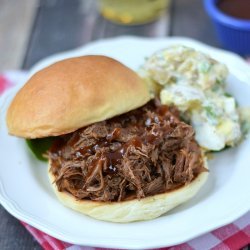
[49,100,206,202]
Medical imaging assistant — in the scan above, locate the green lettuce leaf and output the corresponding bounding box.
[26,137,55,161]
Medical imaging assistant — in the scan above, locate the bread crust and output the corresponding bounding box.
[7,56,150,138]
[48,161,208,223]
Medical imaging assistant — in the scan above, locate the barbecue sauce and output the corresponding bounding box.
[50,101,175,176]
[217,0,250,20]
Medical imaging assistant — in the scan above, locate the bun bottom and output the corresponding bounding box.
[48,163,208,223]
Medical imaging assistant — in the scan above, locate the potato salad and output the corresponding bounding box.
[141,45,243,151]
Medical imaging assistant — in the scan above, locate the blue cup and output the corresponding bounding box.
[204,0,250,56]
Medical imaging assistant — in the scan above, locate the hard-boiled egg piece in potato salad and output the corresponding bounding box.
[140,45,242,151]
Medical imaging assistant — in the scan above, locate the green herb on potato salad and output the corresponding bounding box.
[139,45,250,152]
[239,107,250,137]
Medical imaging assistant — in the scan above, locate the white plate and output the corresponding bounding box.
[0,37,250,249]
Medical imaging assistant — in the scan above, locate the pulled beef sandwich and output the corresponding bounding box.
[6,55,208,223]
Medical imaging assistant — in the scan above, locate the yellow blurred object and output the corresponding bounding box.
[99,0,170,25]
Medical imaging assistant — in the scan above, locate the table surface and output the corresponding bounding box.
[0,0,222,249]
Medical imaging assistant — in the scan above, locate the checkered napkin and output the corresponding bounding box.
[1,71,250,250]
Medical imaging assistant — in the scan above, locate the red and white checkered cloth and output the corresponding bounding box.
[1,71,250,250]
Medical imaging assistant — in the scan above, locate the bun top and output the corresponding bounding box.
[7,56,151,138]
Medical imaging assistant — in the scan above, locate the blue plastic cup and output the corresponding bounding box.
[204,0,250,56]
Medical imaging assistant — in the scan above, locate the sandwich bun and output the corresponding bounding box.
[48,160,208,223]
[7,56,150,138]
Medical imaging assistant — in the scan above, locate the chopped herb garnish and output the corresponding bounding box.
[199,62,211,73]
[224,93,232,98]
[211,84,220,92]
[216,78,223,84]
[241,120,250,136]
[204,106,217,120]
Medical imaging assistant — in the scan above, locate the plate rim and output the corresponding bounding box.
[0,36,250,249]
